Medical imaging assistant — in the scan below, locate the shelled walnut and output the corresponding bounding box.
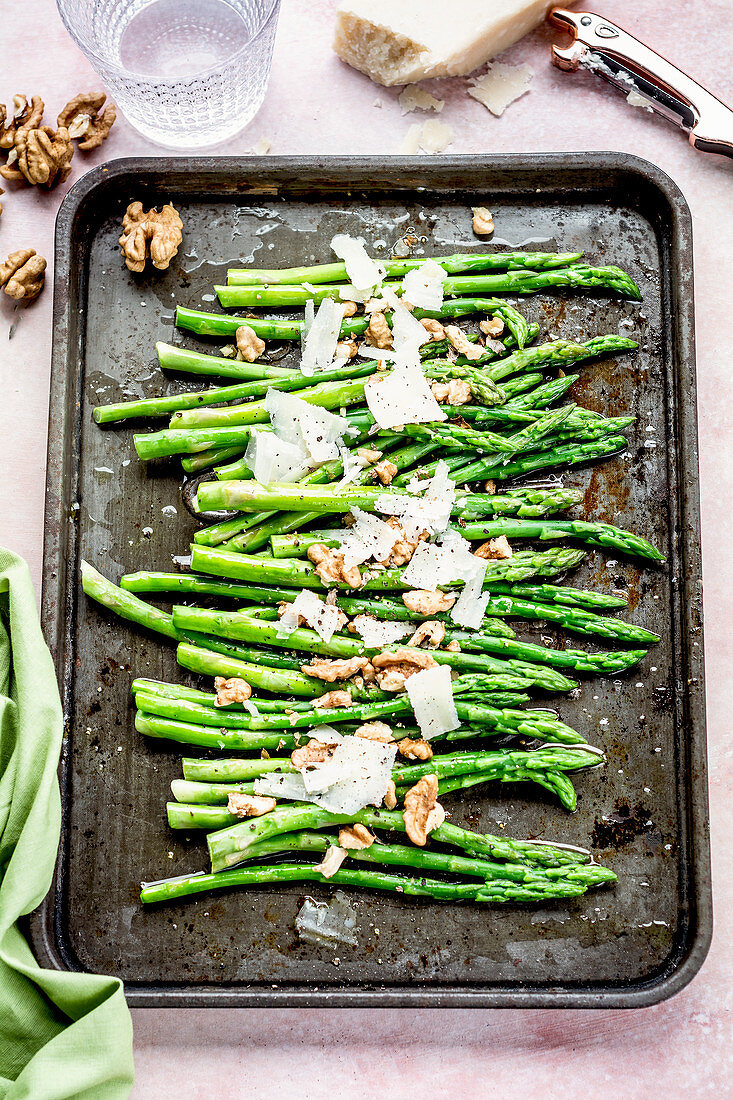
[0,249,46,303]
[57,92,116,150]
[119,202,183,272]
[0,126,73,189]
[0,96,44,150]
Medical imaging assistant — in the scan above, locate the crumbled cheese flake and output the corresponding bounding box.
[256,737,397,814]
[331,234,384,295]
[468,62,533,117]
[351,614,411,647]
[300,298,345,376]
[365,359,446,430]
[406,665,459,739]
[401,258,446,310]
[398,85,445,115]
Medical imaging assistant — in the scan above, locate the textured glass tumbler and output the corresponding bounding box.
[56,0,281,149]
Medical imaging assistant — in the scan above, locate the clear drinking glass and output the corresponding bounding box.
[56,0,281,149]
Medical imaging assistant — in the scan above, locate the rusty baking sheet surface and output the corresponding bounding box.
[34,155,710,1007]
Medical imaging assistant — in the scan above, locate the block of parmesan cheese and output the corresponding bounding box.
[333,0,550,86]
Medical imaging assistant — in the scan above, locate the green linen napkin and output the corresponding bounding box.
[0,548,134,1099]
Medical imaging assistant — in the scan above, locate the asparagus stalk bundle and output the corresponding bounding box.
[82,239,659,915]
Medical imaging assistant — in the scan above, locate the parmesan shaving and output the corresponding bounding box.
[381,286,429,352]
[296,892,358,946]
[300,298,345,376]
[398,85,445,115]
[255,737,397,814]
[351,614,411,647]
[401,528,480,589]
[338,283,372,303]
[405,664,459,739]
[450,570,490,629]
[401,258,446,311]
[365,358,446,430]
[243,430,310,484]
[338,445,366,486]
[276,589,346,643]
[338,506,399,568]
[401,122,422,154]
[468,62,533,117]
[418,118,454,153]
[374,459,455,540]
[331,234,384,296]
[265,389,350,465]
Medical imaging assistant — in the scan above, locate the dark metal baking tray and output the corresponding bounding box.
[33,154,711,1008]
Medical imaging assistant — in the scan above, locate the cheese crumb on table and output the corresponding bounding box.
[467,61,533,116]
[398,85,445,114]
[401,119,453,154]
[333,0,551,86]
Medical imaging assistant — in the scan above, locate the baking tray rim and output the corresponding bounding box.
[32,151,712,1008]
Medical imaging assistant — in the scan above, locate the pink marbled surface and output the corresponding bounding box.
[1,1,732,1095]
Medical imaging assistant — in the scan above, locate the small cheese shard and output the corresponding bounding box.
[334,0,549,86]
[401,258,446,310]
[338,506,399,568]
[398,85,445,114]
[277,589,345,643]
[351,614,411,647]
[331,234,384,295]
[401,119,454,154]
[300,298,345,376]
[365,358,446,430]
[256,737,397,814]
[296,891,358,946]
[418,119,453,153]
[243,430,310,484]
[401,122,422,154]
[626,90,654,113]
[467,61,533,116]
[405,664,460,739]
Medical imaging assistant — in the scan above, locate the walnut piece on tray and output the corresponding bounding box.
[119,201,183,272]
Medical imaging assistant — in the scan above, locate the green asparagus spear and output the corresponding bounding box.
[225,251,584,285]
[215,265,641,308]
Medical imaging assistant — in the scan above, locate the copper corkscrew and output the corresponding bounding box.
[548,8,733,160]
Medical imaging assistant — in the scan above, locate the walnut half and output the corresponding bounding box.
[474,535,513,560]
[235,324,265,362]
[119,201,183,272]
[0,126,73,189]
[307,543,362,588]
[227,792,276,818]
[402,589,455,615]
[214,676,252,706]
[403,774,445,846]
[301,656,372,683]
[0,95,44,150]
[371,647,437,693]
[0,249,46,303]
[339,824,375,849]
[472,206,494,236]
[57,92,116,150]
